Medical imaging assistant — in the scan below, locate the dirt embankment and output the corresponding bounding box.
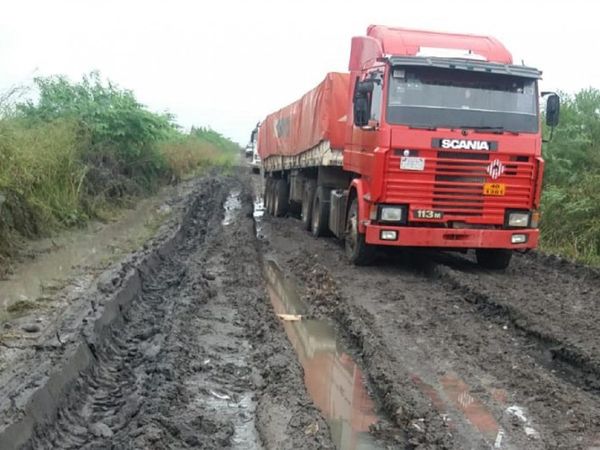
[262,211,600,450]
[0,173,332,450]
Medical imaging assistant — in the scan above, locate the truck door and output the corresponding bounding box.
[350,70,384,176]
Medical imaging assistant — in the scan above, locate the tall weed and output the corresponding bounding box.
[540,88,600,264]
[0,73,240,256]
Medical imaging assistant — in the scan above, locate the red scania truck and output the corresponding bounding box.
[258,25,560,268]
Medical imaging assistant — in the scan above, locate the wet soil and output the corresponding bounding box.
[5,168,600,449]
[263,258,397,449]
[0,173,332,449]
[0,185,177,311]
[261,209,600,449]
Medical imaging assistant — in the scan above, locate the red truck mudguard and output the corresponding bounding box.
[348,178,370,234]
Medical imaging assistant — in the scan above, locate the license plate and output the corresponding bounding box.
[483,183,506,196]
[400,156,425,171]
[413,209,444,219]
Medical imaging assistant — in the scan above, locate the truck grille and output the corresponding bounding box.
[384,151,535,224]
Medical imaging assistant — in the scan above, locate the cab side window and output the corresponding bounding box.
[369,73,383,123]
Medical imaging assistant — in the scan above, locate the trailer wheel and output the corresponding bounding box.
[345,197,375,265]
[263,179,269,213]
[475,249,512,270]
[264,179,273,215]
[311,186,331,237]
[273,179,289,217]
[301,180,316,230]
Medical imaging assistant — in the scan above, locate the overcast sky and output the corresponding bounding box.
[0,0,596,144]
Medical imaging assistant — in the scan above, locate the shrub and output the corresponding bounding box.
[18,72,176,197]
[159,128,239,181]
[0,72,240,257]
[540,88,600,264]
[0,118,87,250]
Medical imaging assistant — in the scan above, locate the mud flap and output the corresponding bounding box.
[329,189,348,239]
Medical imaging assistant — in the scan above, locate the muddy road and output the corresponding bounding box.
[261,188,600,448]
[2,170,600,449]
[0,175,332,450]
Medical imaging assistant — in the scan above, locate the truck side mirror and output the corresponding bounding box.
[545,94,560,128]
[353,80,373,127]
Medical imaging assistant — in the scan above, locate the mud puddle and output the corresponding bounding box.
[253,197,265,239]
[0,174,336,450]
[263,259,384,450]
[217,189,262,449]
[0,193,173,311]
[222,190,242,225]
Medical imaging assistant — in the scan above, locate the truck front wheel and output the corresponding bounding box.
[345,197,374,265]
[475,249,512,270]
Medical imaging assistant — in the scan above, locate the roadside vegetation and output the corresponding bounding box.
[2,72,598,266]
[0,72,238,259]
[541,88,600,265]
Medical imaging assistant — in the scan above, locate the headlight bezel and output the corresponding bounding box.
[505,210,531,228]
[378,205,408,224]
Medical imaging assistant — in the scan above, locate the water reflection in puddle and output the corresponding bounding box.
[0,196,172,310]
[253,197,265,239]
[254,198,534,448]
[439,373,503,443]
[222,190,242,226]
[412,372,535,448]
[263,259,383,450]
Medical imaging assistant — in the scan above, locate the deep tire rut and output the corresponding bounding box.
[25,181,222,449]
[437,262,600,396]
[18,175,333,450]
[262,213,600,449]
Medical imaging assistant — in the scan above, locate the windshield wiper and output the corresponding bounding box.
[409,125,437,131]
[459,126,506,134]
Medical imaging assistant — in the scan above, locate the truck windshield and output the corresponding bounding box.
[387,66,538,133]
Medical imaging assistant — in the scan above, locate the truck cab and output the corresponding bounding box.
[342,25,559,268]
[248,122,262,174]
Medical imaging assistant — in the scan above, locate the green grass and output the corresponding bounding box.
[6,299,38,315]
[0,73,240,257]
[539,88,600,266]
[159,128,238,181]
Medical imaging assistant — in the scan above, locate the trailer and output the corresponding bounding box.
[258,25,560,268]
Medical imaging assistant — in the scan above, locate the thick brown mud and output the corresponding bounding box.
[4,169,600,449]
[261,205,600,449]
[0,173,332,450]
[0,185,177,311]
[263,258,399,449]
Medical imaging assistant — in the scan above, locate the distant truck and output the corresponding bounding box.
[257,25,560,268]
[246,123,261,174]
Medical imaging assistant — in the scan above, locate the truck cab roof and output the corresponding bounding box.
[349,25,517,72]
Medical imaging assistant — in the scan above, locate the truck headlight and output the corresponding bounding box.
[379,206,405,223]
[507,211,530,228]
[512,234,528,244]
[380,230,398,240]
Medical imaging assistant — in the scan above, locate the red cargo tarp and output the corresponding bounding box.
[258,72,349,160]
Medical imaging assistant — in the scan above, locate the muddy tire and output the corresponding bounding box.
[288,200,302,216]
[476,249,512,270]
[264,179,273,215]
[263,179,269,214]
[273,179,289,217]
[345,197,375,265]
[301,180,317,230]
[311,186,331,238]
[263,178,271,214]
